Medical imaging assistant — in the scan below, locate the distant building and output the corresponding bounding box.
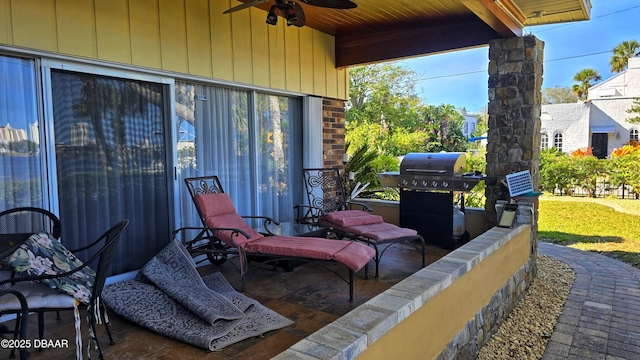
[0,124,28,144]
[29,121,39,145]
[461,115,478,139]
[540,57,640,158]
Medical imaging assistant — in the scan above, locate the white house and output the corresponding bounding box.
[462,115,478,139]
[540,57,640,158]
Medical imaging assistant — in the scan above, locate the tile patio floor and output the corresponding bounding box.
[0,240,448,360]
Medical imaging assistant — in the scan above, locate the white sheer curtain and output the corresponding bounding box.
[176,82,302,227]
[253,93,302,220]
[0,55,42,209]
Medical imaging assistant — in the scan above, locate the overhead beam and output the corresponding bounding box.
[462,0,524,38]
[335,18,501,68]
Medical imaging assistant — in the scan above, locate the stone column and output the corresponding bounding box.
[485,35,544,250]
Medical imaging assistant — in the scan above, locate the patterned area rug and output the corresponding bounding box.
[102,241,293,351]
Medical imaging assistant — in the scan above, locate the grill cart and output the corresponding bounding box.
[379,152,485,249]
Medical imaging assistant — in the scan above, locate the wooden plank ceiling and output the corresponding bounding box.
[225,0,592,68]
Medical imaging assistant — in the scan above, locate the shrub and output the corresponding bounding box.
[540,149,579,195]
[465,150,486,208]
[610,143,640,198]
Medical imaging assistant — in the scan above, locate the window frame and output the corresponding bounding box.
[540,132,549,150]
[553,133,563,152]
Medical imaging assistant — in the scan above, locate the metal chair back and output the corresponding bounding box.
[0,207,62,240]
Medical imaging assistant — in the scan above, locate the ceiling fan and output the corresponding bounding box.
[223,0,357,27]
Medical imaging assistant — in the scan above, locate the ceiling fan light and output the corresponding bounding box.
[266,5,278,25]
[284,5,298,26]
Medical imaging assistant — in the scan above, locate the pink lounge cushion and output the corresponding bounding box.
[361,227,418,241]
[244,236,374,272]
[193,193,238,217]
[325,221,418,242]
[337,222,400,236]
[194,193,264,246]
[320,210,384,228]
[333,242,377,272]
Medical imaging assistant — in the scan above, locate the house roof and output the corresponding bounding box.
[230,0,592,67]
[588,57,640,99]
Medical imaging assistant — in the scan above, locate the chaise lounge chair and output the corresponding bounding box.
[178,175,375,301]
[296,167,426,278]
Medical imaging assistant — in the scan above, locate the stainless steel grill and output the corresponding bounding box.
[377,152,486,250]
[379,152,484,191]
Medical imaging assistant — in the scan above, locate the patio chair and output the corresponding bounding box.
[296,168,426,278]
[179,175,375,301]
[0,207,63,342]
[0,207,62,241]
[0,219,129,360]
[0,290,29,360]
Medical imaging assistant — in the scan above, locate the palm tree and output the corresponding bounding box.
[571,68,601,100]
[610,40,640,73]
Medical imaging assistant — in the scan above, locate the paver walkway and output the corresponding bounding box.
[540,242,640,360]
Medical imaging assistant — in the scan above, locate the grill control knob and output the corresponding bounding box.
[442,181,449,188]
[463,182,469,189]
[412,180,417,186]
[422,180,427,186]
[402,180,408,186]
[432,181,438,187]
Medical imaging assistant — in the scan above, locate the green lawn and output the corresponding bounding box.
[538,198,640,268]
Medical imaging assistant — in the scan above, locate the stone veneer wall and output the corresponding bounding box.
[322,98,347,169]
[440,35,544,359]
[485,35,543,234]
[436,241,534,359]
[485,35,543,277]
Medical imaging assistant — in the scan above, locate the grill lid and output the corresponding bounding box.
[400,152,466,177]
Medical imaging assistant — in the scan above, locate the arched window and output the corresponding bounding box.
[553,133,563,152]
[631,129,639,142]
[540,133,549,150]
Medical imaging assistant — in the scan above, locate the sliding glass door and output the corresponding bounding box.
[50,70,170,273]
[0,55,43,209]
[175,82,302,228]
[2,55,305,274]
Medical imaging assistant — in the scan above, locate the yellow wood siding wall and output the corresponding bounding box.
[0,0,347,99]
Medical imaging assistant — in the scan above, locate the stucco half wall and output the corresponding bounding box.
[275,224,533,359]
[358,226,531,359]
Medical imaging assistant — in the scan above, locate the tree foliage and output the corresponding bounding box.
[542,86,578,104]
[345,63,472,200]
[610,40,640,73]
[346,63,468,160]
[471,111,488,139]
[573,155,609,198]
[571,68,601,100]
[610,142,640,198]
[540,149,578,195]
[626,98,640,124]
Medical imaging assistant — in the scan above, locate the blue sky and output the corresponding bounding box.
[399,0,640,114]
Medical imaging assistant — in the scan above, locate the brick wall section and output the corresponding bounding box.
[322,98,347,170]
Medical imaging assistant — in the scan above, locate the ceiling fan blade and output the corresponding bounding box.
[223,0,269,14]
[300,0,357,9]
